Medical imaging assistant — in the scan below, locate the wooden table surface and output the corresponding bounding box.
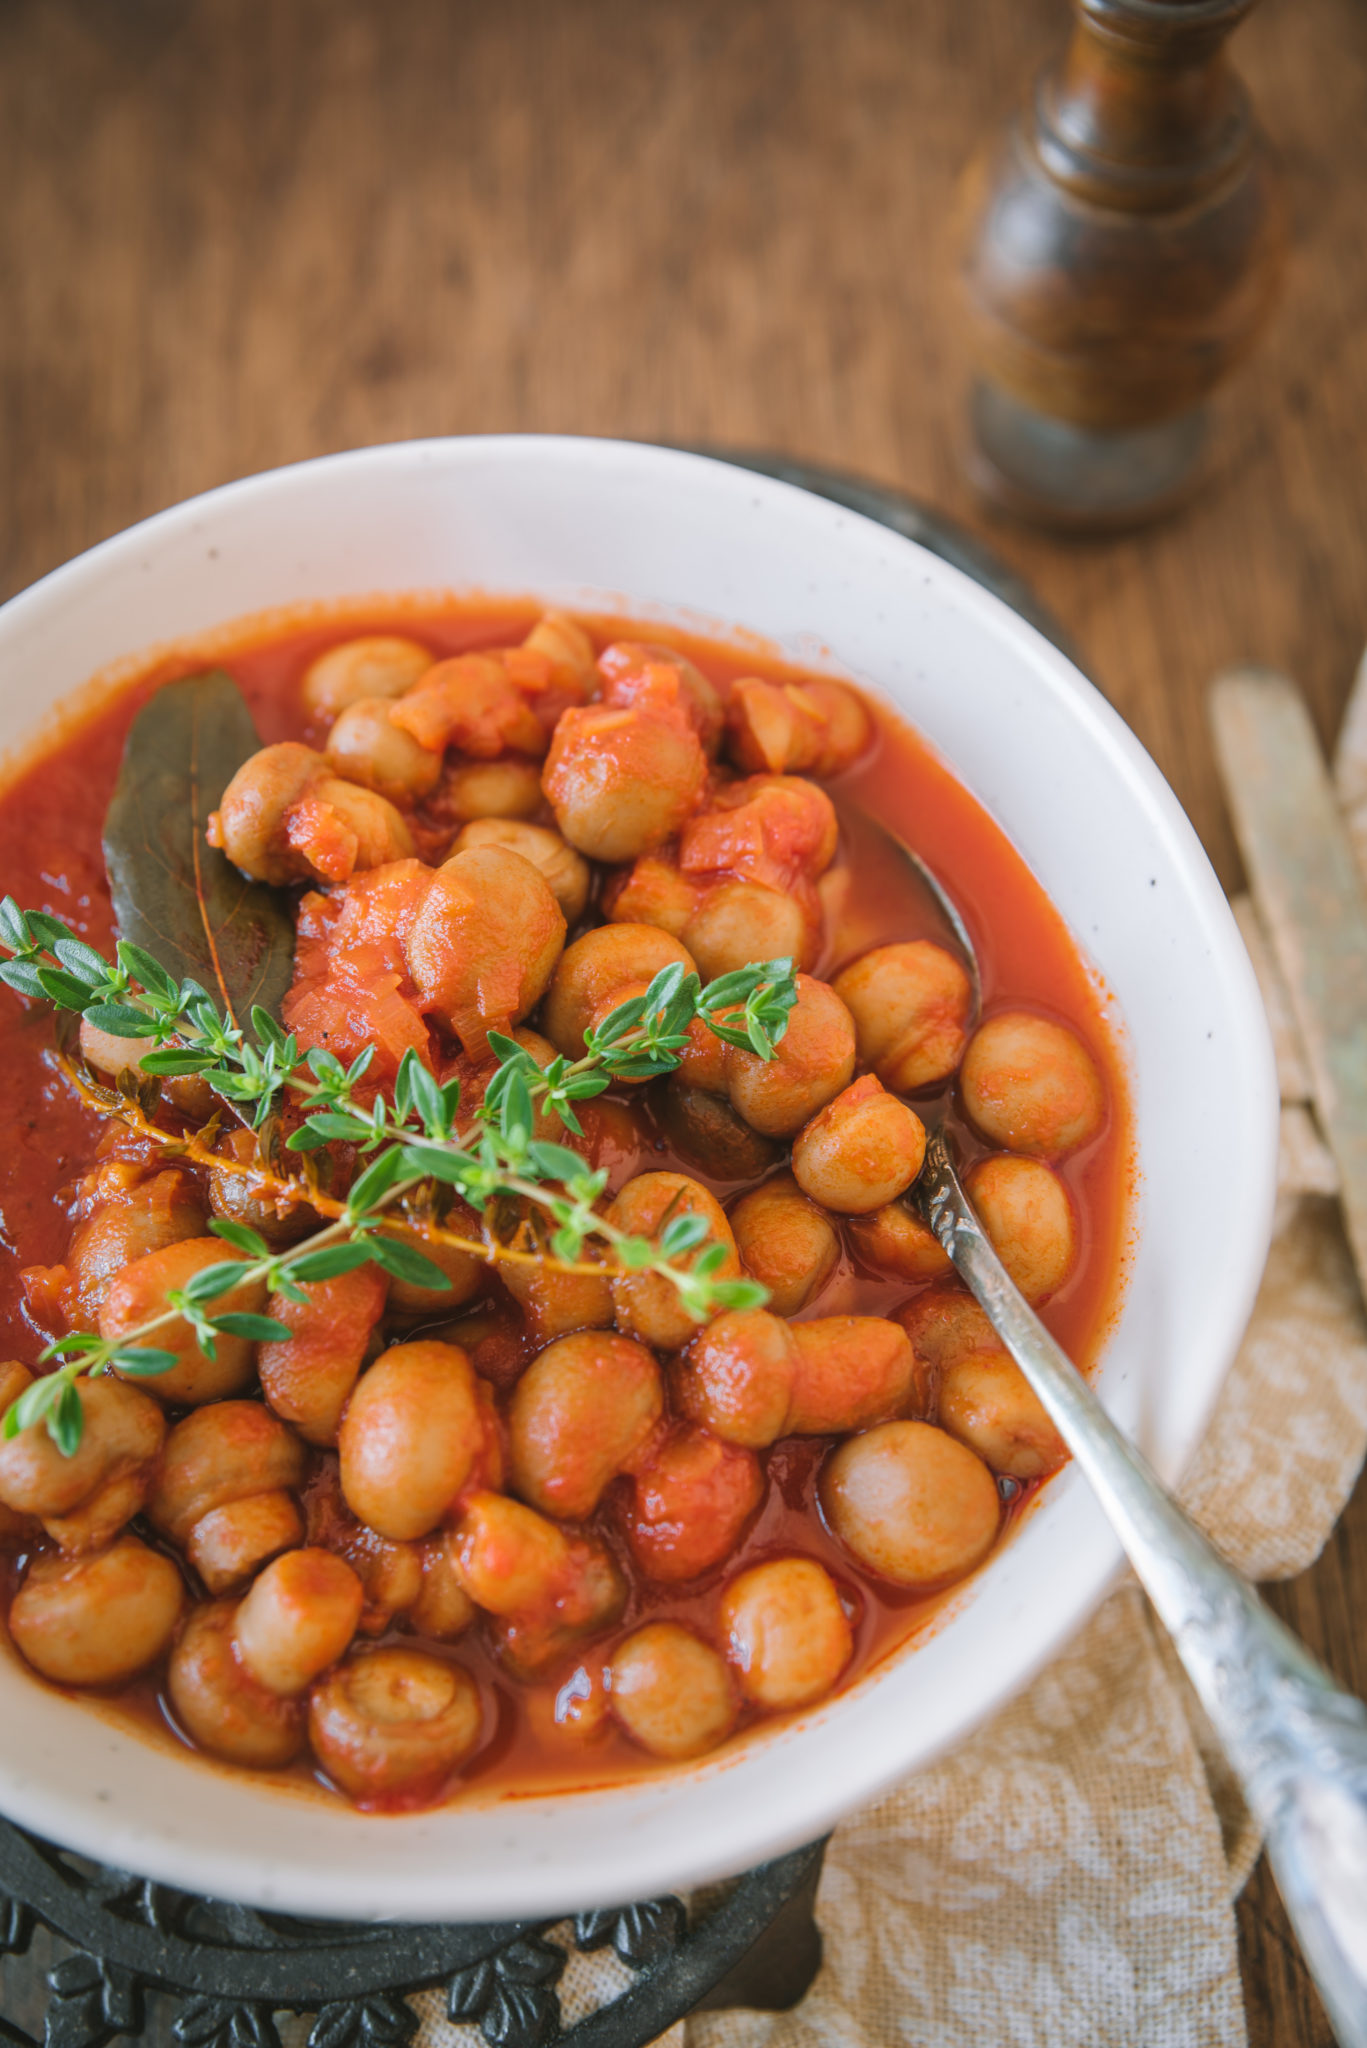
[2,0,1366,2039]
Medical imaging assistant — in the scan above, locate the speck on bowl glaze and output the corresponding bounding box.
[0,438,1276,1921]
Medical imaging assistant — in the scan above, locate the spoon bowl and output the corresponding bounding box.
[875,821,983,1026]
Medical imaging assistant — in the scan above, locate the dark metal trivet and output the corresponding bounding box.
[0,1822,825,2048]
[692,447,1078,666]
[0,453,1061,2048]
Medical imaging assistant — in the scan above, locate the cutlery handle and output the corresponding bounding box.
[917,1131,1367,2047]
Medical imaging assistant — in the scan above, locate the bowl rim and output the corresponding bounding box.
[0,434,1279,1917]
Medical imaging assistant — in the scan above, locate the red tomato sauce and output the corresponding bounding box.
[0,599,1133,1807]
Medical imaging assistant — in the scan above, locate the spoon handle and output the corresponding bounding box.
[916,1131,1367,2048]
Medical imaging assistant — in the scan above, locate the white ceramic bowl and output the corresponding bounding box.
[0,437,1276,1920]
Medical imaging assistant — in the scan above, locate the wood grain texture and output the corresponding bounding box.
[0,1,1364,2039]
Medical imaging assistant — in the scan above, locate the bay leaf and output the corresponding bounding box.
[103,671,295,1031]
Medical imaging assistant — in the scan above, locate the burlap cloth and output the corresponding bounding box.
[414,677,1367,2048]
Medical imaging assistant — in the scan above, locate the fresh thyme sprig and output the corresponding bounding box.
[0,899,798,1452]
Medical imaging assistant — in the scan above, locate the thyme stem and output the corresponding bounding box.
[0,899,798,1451]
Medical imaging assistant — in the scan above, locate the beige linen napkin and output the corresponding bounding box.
[416,666,1367,2048]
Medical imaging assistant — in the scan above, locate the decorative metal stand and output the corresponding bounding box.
[699,449,1075,663]
[0,1821,825,2048]
[0,455,1058,2048]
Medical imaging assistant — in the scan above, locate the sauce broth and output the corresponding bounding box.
[0,600,1132,1807]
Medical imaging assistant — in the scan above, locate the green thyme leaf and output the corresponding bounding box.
[703,1019,759,1055]
[34,966,96,1011]
[602,1051,678,1079]
[39,1332,104,1359]
[51,1381,84,1456]
[589,996,647,1048]
[181,1306,219,1360]
[0,898,30,951]
[346,1146,411,1218]
[179,1260,252,1305]
[209,1218,272,1258]
[526,1140,585,1184]
[641,960,687,1015]
[745,1018,775,1061]
[0,958,47,1000]
[281,1241,377,1283]
[108,1346,180,1376]
[250,1006,290,1051]
[211,1312,292,1342]
[26,912,74,952]
[365,1234,453,1290]
[53,938,111,987]
[82,1002,155,1038]
[697,965,761,1008]
[484,1030,525,1066]
[710,1277,770,1311]
[137,1047,216,1075]
[5,1374,64,1437]
[285,1123,333,1153]
[393,1046,420,1122]
[399,1139,477,1188]
[287,1111,374,1147]
[115,941,179,1004]
[560,1071,611,1101]
[499,1072,533,1149]
[403,1058,447,1138]
[660,1212,712,1256]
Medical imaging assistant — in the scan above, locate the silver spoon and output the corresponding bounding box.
[881,823,1367,2048]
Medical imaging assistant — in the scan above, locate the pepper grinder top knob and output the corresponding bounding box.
[957,0,1287,530]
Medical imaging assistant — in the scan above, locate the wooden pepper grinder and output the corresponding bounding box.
[956,0,1286,530]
